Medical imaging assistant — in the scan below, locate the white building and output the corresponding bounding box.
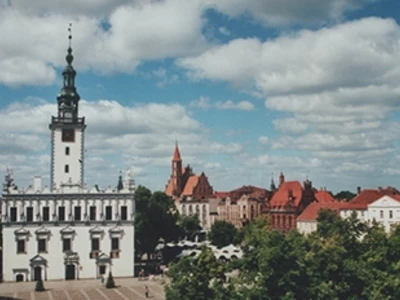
[177,198,211,230]
[366,195,400,233]
[1,37,135,282]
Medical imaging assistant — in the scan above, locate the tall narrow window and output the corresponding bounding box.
[10,207,17,222]
[390,210,393,219]
[91,238,100,251]
[58,206,65,221]
[17,240,26,254]
[105,206,112,221]
[111,238,119,251]
[65,147,70,155]
[90,206,96,221]
[26,207,33,222]
[38,238,47,253]
[63,238,71,252]
[74,206,81,221]
[120,206,127,221]
[42,207,50,222]
[380,210,384,218]
[65,165,69,173]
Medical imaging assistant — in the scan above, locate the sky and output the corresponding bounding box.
[1,0,400,194]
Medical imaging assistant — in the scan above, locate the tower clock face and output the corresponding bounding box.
[62,129,75,142]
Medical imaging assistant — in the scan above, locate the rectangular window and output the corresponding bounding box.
[111,238,119,251]
[58,206,65,221]
[63,238,71,252]
[120,206,127,221]
[99,265,106,275]
[91,238,100,251]
[105,206,112,221]
[74,206,81,221]
[380,210,384,219]
[10,207,17,222]
[42,207,50,221]
[90,206,96,221]
[38,238,47,253]
[17,240,25,254]
[390,210,393,219]
[26,207,33,222]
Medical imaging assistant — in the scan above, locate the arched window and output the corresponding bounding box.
[65,147,70,155]
[65,165,69,173]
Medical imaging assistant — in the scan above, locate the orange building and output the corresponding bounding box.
[165,143,213,200]
[263,172,316,233]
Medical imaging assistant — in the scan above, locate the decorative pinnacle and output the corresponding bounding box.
[66,23,73,65]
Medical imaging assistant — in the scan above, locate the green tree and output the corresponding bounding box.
[208,220,239,248]
[35,277,45,292]
[334,190,356,201]
[165,246,234,300]
[180,215,202,241]
[135,186,180,261]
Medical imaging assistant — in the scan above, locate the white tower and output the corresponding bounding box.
[49,31,86,191]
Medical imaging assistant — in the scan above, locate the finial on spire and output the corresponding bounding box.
[66,23,73,65]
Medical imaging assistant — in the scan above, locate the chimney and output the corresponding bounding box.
[33,176,42,192]
[357,186,361,194]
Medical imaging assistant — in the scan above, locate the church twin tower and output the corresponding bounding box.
[49,34,86,191]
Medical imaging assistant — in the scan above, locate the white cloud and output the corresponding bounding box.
[218,27,230,36]
[215,100,254,110]
[190,96,254,111]
[205,0,378,27]
[0,0,208,86]
[258,136,269,145]
[273,118,309,134]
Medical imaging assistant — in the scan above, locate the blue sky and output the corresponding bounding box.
[1,0,400,194]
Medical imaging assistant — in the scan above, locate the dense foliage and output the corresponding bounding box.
[134,186,180,259]
[208,220,241,248]
[179,215,202,241]
[334,190,356,201]
[166,210,400,300]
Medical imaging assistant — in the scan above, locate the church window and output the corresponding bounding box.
[90,206,96,221]
[38,238,47,253]
[26,207,33,222]
[58,206,65,221]
[91,238,100,251]
[65,147,70,155]
[111,238,119,251]
[74,206,81,221]
[105,206,112,220]
[283,215,286,226]
[17,240,26,254]
[288,216,292,226]
[120,206,127,221]
[65,165,69,173]
[277,215,280,225]
[10,207,17,222]
[42,207,50,222]
[63,238,71,252]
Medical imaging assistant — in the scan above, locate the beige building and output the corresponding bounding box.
[216,195,263,229]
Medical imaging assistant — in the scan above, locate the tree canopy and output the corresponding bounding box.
[166,213,400,300]
[208,220,240,248]
[134,186,180,258]
[179,214,202,241]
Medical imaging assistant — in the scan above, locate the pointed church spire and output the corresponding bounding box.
[270,173,276,192]
[173,141,181,161]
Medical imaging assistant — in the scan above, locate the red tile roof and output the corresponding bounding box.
[182,175,199,196]
[297,202,345,221]
[173,144,181,161]
[269,181,303,207]
[315,190,336,203]
[214,191,229,199]
[343,188,400,210]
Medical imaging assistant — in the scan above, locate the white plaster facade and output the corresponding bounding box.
[297,221,317,235]
[178,199,211,230]
[367,195,400,233]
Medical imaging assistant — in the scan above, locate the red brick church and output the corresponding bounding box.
[165,143,214,200]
